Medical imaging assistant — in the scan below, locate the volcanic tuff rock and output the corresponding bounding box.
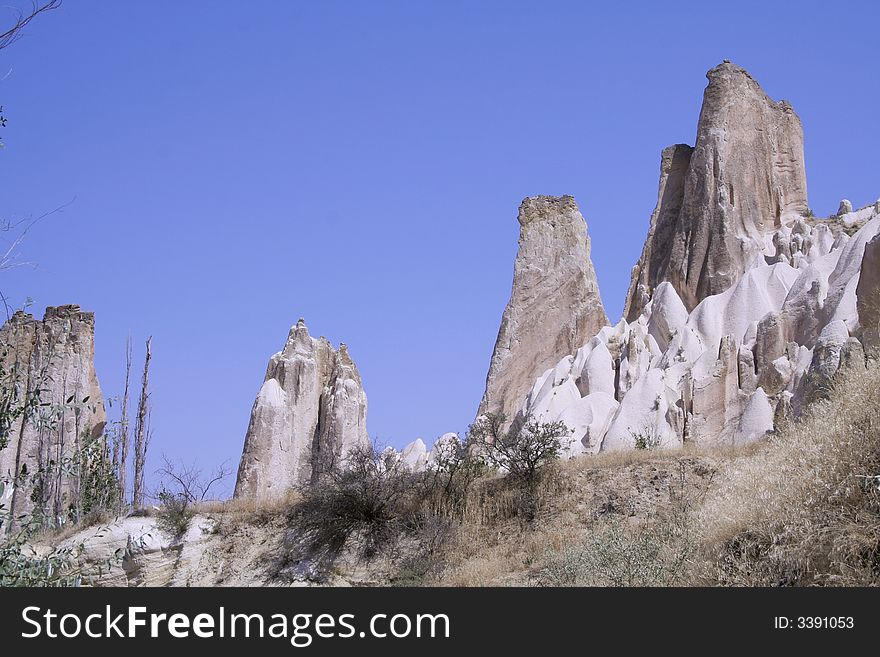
[0,305,106,521]
[477,195,608,425]
[233,319,369,501]
[524,202,879,456]
[234,62,878,498]
[512,63,878,458]
[624,61,809,319]
[856,233,880,355]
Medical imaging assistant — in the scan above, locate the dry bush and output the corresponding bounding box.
[697,359,880,586]
[280,444,429,579]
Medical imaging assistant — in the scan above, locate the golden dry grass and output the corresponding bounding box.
[426,359,880,587]
[51,357,877,588]
[429,447,728,586]
[695,360,880,586]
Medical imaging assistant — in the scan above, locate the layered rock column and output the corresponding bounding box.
[477,195,608,424]
[233,319,369,501]
[0,305,106,521]
[625,61,809,318]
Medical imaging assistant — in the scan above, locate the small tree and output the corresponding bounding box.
[468,412,570,519]
[154,455,231,540]
[422,433,485,518]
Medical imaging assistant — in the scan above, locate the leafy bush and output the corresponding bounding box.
[155,489,195,540]
[630,425,661,450]
[468,413,570,519]
[1,353,118,585]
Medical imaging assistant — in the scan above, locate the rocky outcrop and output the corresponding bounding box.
[856,233,880,354]
[233,319,369,502]
[0,305,106,521]
[524,202,880,455]
[511,63,878,456]
[477,195,608,425]
[625,61,808,318]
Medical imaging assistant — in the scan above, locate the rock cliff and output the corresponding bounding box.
[0,305,106,521]
[514,63,876,456]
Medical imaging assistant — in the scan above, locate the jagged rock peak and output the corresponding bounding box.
[0,305,106,521]
[477,195,608,424]
[625,61,809,319]
[233,318,369,501]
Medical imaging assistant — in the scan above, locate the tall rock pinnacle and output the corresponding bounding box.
[0,305,106,521]
[477,195,608,423]
[233,319,369,501]
[624,61,809,319]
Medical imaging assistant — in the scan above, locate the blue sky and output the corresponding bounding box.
[1,1,878,496]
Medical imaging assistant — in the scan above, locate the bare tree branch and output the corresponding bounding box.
[156,455,232,503]
[0,197,76,320]
[113,333,132,511]
[0,1,61,51]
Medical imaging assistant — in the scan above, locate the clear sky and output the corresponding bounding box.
[1,1,878,496]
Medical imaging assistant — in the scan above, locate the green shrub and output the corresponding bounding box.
[468,413,570,519]
[155,489,195,540]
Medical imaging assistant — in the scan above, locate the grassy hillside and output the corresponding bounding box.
[35,359,880,587]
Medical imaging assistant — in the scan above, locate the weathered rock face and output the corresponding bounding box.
[509,63,877,457]
[477,195,608,425]
[524,202,879,455]
[233,319,369,501]
[624,144,693,321]
[625,61,809,318]
[0,305,106,521]
[856,233,880,354]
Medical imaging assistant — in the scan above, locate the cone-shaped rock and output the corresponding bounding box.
[233,319,369,501]
[477,195,608,423]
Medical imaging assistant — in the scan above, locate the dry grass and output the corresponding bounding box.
[53,357,878,588]
[427,448,726,586]
[428,365,880,588]
[196,492,298,536]
[30,509,120,546]
[695,360,880,586]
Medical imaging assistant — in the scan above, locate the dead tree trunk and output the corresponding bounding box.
[115,333,132,511]
[132,336,152,510]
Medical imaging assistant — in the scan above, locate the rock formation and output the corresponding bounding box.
[856,233,880,354]
[523,200,879,456]
[624,61,808,319]
[233,319,369,502]
[504,62,878,457]
[234,62,880,492]
[477,195,608,425]
[0,305,106,521]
